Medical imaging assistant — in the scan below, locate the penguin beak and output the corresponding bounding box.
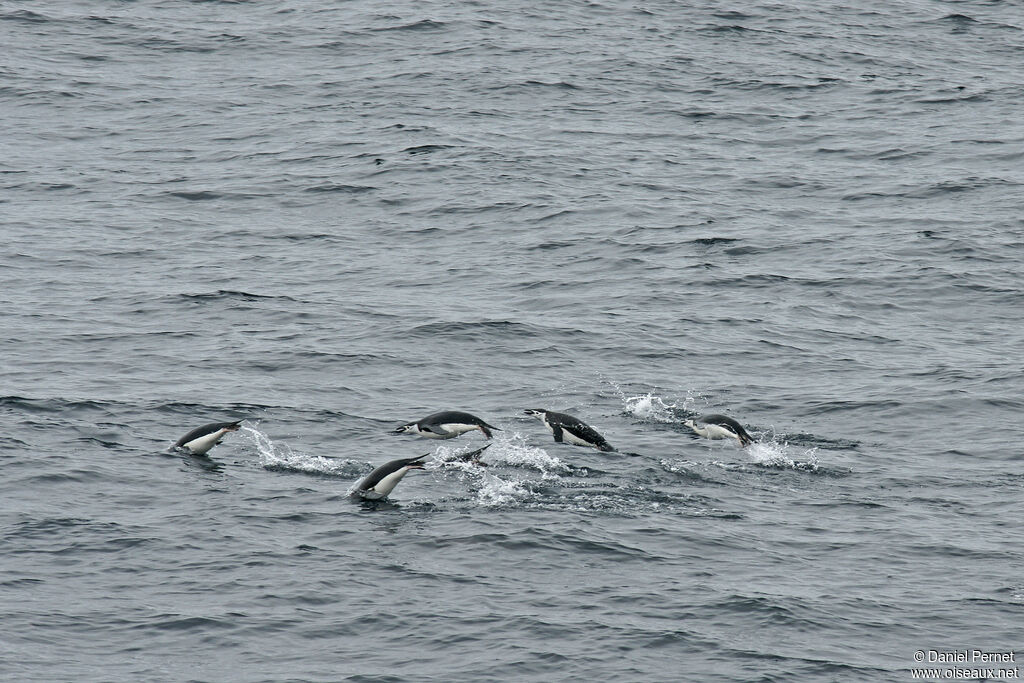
[225,423,241,432]
[407,462,426,470]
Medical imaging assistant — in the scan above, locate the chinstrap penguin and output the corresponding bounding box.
[174,421,242,455]
[354,455,428,500]
[393,410,499,440]
[683,414,753,447]
[448,444,490,466]
[523,409,616,452]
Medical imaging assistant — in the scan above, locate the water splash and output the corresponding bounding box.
[661,432,820,473]
[622,390,705,423]
[472,471,532,507]
[424,435,562,507]
[745,427,820,471]
[483,432,571,478]
[240,424,366,477]
[745,439,819,471]
[624,393,679,422]
[429,450,533,507]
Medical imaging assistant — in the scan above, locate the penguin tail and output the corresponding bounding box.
[479,424,499,438]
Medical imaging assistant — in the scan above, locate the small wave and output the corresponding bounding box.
[303,183,376,194]
[542,485,732,517]
[777,432,860,450]
[168,190,222,201]
[804,399,901,415]
[401,144,454,155]
[372,19,447,33]
[0,9,50,23]
[177,290,298,303]
[691,237,739,247]
[657,459,726,485]
[935,13,977,24]
[996,585,1024,604]
[408,320,547,340]
[0,395,118,418]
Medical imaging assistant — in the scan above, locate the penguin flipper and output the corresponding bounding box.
[552,424,564,443]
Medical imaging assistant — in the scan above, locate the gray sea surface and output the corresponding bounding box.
[2,1,1023,681]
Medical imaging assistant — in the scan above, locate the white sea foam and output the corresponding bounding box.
[472,471,532,507]
[483,432,570,478]
[622,390,703,422]
[661,432,820,473]
[744,426,820,470]
[624,393,679,422]
[422,434,562,507]
[240,424,366,477]
[659,458,700,475]
[745,439,819,471]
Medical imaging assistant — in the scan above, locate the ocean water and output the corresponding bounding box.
[2,1,1023,681]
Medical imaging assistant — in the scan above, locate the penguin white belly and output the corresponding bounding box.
[416,428,454,440]
[369,469,410,497]
[181,430,226,455]
[438,423,477,436]
[703,424,737,441]
[561,429,593,447]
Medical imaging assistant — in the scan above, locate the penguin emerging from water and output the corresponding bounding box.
[393,411,499,440]
[173,421,242,455]
[353,454,428,500]
[449,444,490,466]
[683,414,753,447]
[523,409,616,452]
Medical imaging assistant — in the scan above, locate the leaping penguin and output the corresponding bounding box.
[683,414,753,447]
[173,421,242,455]
[450,444,490,466]
[393,411,499,440]
[354,455,428,500]
[523,409,616,452]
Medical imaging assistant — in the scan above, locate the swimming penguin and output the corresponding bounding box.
[393,411,499,440]
[683,414,753,447]
[448,444,490,466]
[523,409,616,452]
[173,421,242,455]
[354,455,428,500]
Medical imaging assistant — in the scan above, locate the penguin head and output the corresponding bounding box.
[393,422,416,435]
[224,421,242,432]
[405,459,427,470]
[523,409,546,419]
[682,419,696,429]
